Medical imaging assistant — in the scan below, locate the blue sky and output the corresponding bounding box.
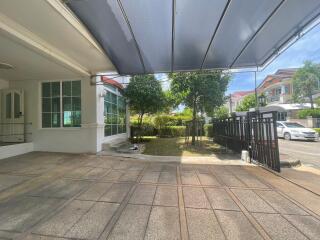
[227,24,320,94]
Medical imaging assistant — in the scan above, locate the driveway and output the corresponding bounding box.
[278,139,320,169]
[0,152,319,240]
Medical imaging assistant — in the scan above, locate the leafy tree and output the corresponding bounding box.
[214,106,229,119]
[293,61,320,109]
[169,71,230,145]
[124,75,166,129]
[236,94,256,112]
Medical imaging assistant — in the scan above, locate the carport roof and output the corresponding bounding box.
[66,0,320,75]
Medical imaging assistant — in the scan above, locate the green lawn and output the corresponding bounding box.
[142,137,222,156]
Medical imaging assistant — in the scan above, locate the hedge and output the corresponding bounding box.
[314,128,320,134]
[204,124,213,137]
[297,109,320,119]
[158,126,186,137]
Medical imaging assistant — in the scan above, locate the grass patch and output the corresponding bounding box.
[142,137,222,156]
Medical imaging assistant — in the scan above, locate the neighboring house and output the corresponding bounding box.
[225,90,254,114]
[0,1,130,159]
[257,68,298,104]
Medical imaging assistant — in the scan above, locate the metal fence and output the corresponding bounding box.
[213,111,280,172]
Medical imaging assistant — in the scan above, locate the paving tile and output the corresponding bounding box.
[180,165,195,172]
[181,171,200,185]
[253,213,308,240]
[24,234,66,240]
[183,187,211,209]
[146,164,164,172]
[144,206,180,240]
[100,170,124,181]
[108,204,151,240]
[154,186,178,207]
[0,230,20,239]
[211,165,232,175]
[0,197,64,232]
[284,215,320,240]
[231,189,276,213]
[63,166,92,178]
[100,183,133,203]
[255,190,308,215]
[77,182,112,201]
[197,173,221,186]
[162,164,177,172]
[186,208,225,240]
[112,162,132,170]
[127,163,146,171]
[33,200,94,236]
[29,179,90,199]
[82,167,110,179]
[65,202,119,240]
[236,174,269,188]
[205,188,240,211]
[140,171,160,183]
[215,210,263,240]
[118,170,140,182]
[217,174,246,187]
[0,174,31,192]
[129,185,156,205]
[158,171,177,184]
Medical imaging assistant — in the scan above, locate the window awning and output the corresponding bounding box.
[66,0,320,75]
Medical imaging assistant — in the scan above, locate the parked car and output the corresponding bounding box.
[276,121,319,141]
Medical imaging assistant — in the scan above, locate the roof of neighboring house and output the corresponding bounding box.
[101,76,124,89]
[231,90,254,99]
[258,103,316,112]
[258,68,298,90]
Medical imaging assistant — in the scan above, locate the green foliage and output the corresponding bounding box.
[297,109,320,119]
[153,115,175,130]
[124,74,166,127]
[314,128,320,134]
[204,124,213,137]
[214,106,229,119]
[293,61,320,109]
[315,97,320,107]
[158,126,186,138]
[236,94,256,112]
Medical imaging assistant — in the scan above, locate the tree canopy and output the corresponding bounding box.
[235,94,256,112]
[124,74,166,127]
[169,71,230,144]
[293,61,320,109]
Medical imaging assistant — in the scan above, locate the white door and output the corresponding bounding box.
[1,89,24,142]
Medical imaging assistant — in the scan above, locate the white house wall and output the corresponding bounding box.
[0,78,8,89]
[8,78,99,153]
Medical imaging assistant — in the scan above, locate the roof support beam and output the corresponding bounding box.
[117,0,146,73]
[200,0,231,70]
[229,0,285,68]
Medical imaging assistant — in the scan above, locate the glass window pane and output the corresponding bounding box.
[72,111,81,127]
[62,81,72,97]
[72,81,81,97]
[112,104,117,114]
[72,97,81,111]
[52,97,60,112]
[112,125,118,135]
[63,97,72,111]
[105,125,112,136]
[14,93,21,118]
[6,93,12,118]
[106,114,112,124]
[63,111,72,127]
[42,83,51,97]
[42,98,51,112]
[52,113,60,128]
[106,102,112,114]
[111,94,117,104]
[42,113,51,128]
[51,82,60,97]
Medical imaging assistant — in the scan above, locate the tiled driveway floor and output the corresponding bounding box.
[0,152,319,240]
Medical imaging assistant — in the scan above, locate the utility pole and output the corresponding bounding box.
[254,71,258,109]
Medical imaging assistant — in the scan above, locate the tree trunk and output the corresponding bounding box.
[192,100,197,145]
[137,113,144,142]
[309,94,314,109]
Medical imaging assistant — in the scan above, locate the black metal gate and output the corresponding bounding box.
[213,111,280,172]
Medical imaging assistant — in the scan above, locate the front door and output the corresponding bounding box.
[1,89,24,142]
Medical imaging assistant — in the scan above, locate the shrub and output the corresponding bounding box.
[159,126,186,137]
[204,124,213,137]
[297,109,320,119]
[314,128,320,134]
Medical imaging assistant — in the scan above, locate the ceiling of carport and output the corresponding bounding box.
[66,0,320,75]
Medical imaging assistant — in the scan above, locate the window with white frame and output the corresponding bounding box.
[104,85,126,136]
[41,80,81,128]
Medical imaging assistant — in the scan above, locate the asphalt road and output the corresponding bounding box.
[278,139,320,169]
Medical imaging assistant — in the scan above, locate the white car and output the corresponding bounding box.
[276,121,319,141]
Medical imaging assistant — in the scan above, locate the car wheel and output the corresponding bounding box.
[284,132,291,140]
